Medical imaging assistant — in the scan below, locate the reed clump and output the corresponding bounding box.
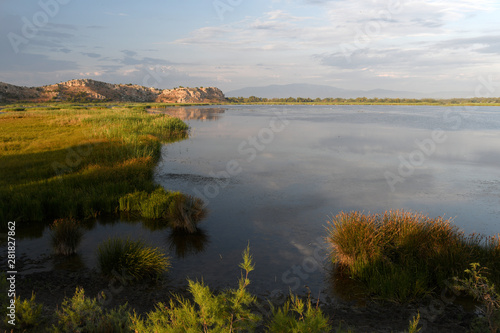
[327,210,500,301]
[50,218,84,256]
[97,237,170,281]
[119,187,207,233]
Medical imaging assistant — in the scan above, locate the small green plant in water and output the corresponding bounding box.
[454,263,500,333]
[97,237,170,280]
[130,244,261,332]
[50,218,84,256]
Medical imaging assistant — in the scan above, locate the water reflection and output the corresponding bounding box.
[148,107,226,121]
[141,218,171,231]
[12,220,49,240]
[167,228,210,258]
[326,266,368,305]
[52,253,86,271]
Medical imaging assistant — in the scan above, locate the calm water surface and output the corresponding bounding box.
[9,105,500,298]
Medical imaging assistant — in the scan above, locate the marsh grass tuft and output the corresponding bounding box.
[97,237,170,281]
[327,210,500,301]
[50,218,84,256]
[168,193,207,233]
[119,187,207,233]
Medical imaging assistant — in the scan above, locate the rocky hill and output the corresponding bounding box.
[0,79,226,104]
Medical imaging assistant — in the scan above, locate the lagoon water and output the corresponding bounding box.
[9,105,500,298]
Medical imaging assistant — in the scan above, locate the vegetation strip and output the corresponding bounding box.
[0,106,188,223]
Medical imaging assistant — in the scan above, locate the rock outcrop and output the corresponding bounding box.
[0,79,226,104]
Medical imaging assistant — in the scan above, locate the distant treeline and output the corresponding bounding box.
[226,96,500,105]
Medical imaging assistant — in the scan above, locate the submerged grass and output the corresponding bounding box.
[327,210,500,302]
[0,106,188,223]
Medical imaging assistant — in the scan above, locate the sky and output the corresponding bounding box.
[1,0,499,95]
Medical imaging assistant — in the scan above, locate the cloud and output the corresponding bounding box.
[81,52,101,58]
[434,35,500,55]
[121,49,137,57]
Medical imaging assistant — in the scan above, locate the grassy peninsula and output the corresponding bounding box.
[0,105,188,224]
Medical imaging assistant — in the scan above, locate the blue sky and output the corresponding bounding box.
[1,0,499,94]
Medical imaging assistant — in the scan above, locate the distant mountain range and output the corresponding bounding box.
[0,79,226,104]
[225,83,473,99]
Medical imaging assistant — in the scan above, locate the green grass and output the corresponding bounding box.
[119,188,207,233]
[0,106,188,223]
[50,218,84,256]
[267,293,332,332]
[327,210,500,302]
[97,237,170,280]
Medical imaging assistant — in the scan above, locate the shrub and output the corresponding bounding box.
[454,263,500,333]
[130,245,261,332]
[267,293,332,333]
[50,218,84,256]
[10,292,43,329]
[97,237,170,280]
[52,287,131,333]
[327,210,498,301]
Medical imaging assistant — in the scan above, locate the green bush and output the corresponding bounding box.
[454,263,500,333]
[267,293,332,333]
[5,292,44,330]
[327,210,500,301]
[52,287,131,333]
[130,245,261,332]
[97,237,170,280]
[50,218,84,256]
